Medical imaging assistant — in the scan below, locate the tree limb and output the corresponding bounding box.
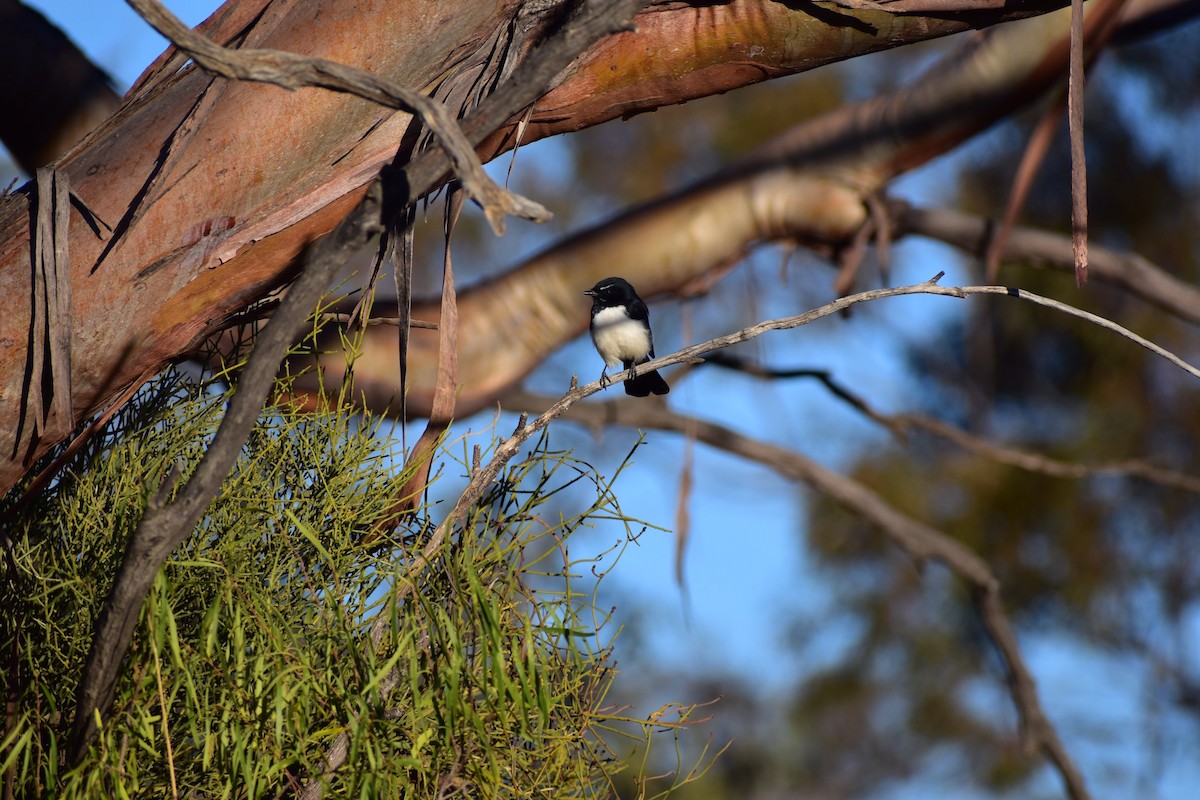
[704,353,1200,494]
[67,182,386,763]
[890,200,1200,325]
[124,0,547,235]
[499,391,1091,800]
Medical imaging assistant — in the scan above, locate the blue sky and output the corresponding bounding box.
[14,3,1200,797]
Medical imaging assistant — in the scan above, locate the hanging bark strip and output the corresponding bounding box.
[124,0,548,235]
[385,188,464,527]
[24,169,74,451]
[1068,0,1089,285]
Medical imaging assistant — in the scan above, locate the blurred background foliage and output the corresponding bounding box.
[518,17,1200,800]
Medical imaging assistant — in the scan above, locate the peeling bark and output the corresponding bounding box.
[0,0,1104,495]
[296,0,1170,421]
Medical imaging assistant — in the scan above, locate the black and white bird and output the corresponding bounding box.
[584,277,670,397]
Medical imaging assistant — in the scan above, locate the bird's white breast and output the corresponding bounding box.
[591,305,651,365]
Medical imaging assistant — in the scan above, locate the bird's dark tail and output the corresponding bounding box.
[624,362,669,397]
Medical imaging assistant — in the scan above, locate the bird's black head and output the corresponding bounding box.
[584,277,637,307]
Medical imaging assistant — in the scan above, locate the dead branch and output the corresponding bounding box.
[890,200,1200,325]
[125,0,547,235]
[499,391,1091,800]
[704,353,1200,494]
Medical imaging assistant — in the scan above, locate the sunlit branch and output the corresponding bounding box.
[499,390,1090,800]
[891,201,1200,325]
[124,0,548,234]
[703,353,1200,495]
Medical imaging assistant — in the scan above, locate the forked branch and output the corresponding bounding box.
[501,390,1092,800]
[424,272,1200,583]
[125,0,548,234]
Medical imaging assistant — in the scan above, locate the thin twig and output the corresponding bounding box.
[890,201,1200,325]
[500,391,1091,800]
[321,313,437,329]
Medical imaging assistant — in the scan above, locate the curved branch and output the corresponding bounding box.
[890,200,1200,324]
[499,390,1091,800]
[125,0,547,234]
[704,353,1200,494]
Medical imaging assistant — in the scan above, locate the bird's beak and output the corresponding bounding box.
[583,290,597,297]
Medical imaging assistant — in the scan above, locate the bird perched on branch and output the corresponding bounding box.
[584,277,669,397]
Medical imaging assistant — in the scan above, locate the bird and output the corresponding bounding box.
[584,277,670,397]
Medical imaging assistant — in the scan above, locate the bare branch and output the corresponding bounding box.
[890,201,1200,325]
[320,313,437,330]
[897,413,1200,492]
[500,391,1091,800]
[124,0,549,234]
[223,301,439,330]
[705,354,1200,495]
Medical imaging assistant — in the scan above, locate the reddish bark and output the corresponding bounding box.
[0,0,1076,495]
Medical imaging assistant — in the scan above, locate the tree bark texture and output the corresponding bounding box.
[293,0,1169,421]
[0,0,1080,495]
